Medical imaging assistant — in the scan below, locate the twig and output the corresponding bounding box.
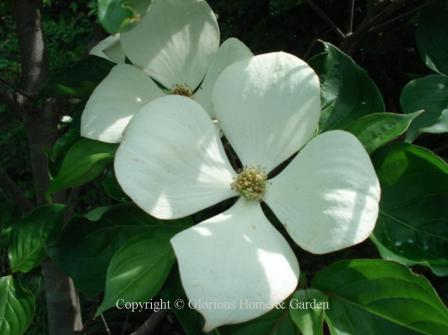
[303,38,318,60]
[0,172,34,213]
[100,314,113,335]
[304,0,346,39]
[340,0,429,54]
[367,1,433,35]
[348,0,355,33]
[120,312,130,335]
[130,310,168,335]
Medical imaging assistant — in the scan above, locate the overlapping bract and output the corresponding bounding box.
[114,52,381,330]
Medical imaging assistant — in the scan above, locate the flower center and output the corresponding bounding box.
[171,83,193,97]
[231,167,267,201]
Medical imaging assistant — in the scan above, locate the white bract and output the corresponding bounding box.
[114,52,381,331]
[82,0,252,143]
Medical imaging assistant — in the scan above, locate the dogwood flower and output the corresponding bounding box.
[114,52,381,330]
[89,34,125,64]
[81,0,252,143]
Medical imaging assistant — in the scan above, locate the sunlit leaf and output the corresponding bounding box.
[0,276,35,335]
[313,259,448,334]
[8,205,65,273]
[309,42,385,131]
[372,143,448,276]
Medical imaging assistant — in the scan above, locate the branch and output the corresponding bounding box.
[367,1,433,35]
[12,2,83,335]
[130,310,168,335]
[0,172,34,213]
[340,0,430,54]
[13,0,49,97]
[304,0,346,39]
[100,314,112,335]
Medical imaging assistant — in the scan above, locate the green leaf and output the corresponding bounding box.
[42,57,113,98]
[49,128,80,177]
[97,228,181,315]
[346,112,422,154]
[84,206,111,222]
[309,42,385,131]
[47,139,117,194]
[416,0,448,75]
[423,109,448,134]
[48,204,191,296]
[220,306,298,335]
[371,143,448,276]
[102,169,129,202]
[0,276,35,335]
[400,75,448,141]
[8,205,65,273]
[98,0,152,33]
[312,259,448,335]
[269,0,303,14]
[289,289,328,335]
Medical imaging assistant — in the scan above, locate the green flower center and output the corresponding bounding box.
[171,83,193,97]
[231,167,267,201]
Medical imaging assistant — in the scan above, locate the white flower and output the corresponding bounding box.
[114,52,381,330]
[89,34,126,64]
[81,0,252,143]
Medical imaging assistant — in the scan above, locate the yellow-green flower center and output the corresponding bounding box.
[171,83,193,97]
[231,167,267,201]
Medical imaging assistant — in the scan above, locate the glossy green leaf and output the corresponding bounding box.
[401,75,448,141]
[98,0,152,33]
[0,276,35,335]
[102,169,129,202]
[8,205,65,273]
[289,289,328,335]
[47,139,117,194]
[423,109,448,134]
[416,0,448,75]
[48,204,191,296]
[312,259,448,335]
[220,306,298,335]
[372,143,448,276]
[49,128,80,177]
[269,0,303,14]
[84,206,111,222]
[97,228,181,315]
[309,42,385,131]
[346,112,421,154]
